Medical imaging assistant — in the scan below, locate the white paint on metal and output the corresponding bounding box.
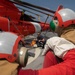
[31,22,41,32]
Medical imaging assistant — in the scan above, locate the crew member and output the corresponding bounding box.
[18,6,75,75]
[36,32,46,48]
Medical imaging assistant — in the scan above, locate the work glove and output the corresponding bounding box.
[42,44,50,55]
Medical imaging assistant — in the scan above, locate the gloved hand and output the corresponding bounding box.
[42,44,50,55]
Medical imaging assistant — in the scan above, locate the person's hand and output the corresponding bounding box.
[42,44,50,55]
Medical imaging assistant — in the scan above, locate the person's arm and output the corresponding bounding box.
[42,36,75,58]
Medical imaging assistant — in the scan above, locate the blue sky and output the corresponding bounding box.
[20,0,75,23]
